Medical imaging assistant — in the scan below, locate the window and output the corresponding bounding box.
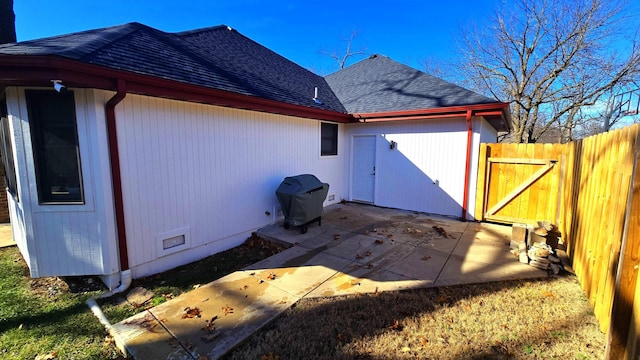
[320,122,338,156]
[26,90,84,204]
[0,94,18,199]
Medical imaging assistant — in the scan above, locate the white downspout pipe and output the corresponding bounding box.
[86,269,132,355]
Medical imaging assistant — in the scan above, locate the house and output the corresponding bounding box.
[0,23,510,288]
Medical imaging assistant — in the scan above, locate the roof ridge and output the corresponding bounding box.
[172,25,231,36]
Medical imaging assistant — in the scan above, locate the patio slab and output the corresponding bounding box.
[114,202,549,359]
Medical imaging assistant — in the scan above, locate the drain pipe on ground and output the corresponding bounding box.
[86,270,133,355]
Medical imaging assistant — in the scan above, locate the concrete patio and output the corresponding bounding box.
[111,203,548,359]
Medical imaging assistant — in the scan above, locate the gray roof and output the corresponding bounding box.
[325,54,499,114]
[0,24,505,124]
[0,22,345,113]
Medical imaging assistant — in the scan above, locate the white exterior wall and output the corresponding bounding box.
[4,88,119,285]
[345,117,490,219]
[105,92,346,278]
[467,117,499,220]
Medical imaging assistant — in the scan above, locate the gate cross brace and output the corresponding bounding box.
[485,160,556,217]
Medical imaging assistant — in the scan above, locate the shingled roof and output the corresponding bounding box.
[0,22,345,114]
[0,23,509,129]
[325,54,499,114]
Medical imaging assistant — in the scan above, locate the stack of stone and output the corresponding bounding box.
[510,221,564,274]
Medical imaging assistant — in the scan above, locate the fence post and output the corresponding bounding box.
[474,143,489,221]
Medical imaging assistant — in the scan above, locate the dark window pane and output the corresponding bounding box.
[0,94,18,200]
[321,122,338,156]
[26,91,84,204]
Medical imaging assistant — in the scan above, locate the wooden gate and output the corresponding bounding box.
[475,143,564,225]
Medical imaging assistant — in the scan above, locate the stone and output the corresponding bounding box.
[511,224,528,250]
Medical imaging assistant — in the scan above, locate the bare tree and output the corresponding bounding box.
[0,0,16,44]
[459,0,640,143]
[321,31,367,70]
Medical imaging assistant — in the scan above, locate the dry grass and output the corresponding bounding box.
[224,276,604,360]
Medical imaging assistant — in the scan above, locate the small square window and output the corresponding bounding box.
[321,122,338,156]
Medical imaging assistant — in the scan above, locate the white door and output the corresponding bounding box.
[352,135,376,203]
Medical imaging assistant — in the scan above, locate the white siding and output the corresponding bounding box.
[467,117,499,220]
[346,118,483,218]
[5,88,118,283]
[110,93,346,278]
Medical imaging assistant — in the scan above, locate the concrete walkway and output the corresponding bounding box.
[112,203,547,359]
[0,223,14,248]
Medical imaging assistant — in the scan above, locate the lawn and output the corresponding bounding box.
[0,246,120,360]
[223,276,606,360]
[0,234,287,360]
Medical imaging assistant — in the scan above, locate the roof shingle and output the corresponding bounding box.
[0,22,346,113]
[324,54,498,114]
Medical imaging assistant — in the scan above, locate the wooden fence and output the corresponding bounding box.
[475,124,640,359]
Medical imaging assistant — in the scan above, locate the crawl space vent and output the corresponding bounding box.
[163,235,185,250]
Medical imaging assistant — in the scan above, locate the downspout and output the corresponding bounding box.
[461,110,473,221]
[106,78,130,274]
[87,79,131,356]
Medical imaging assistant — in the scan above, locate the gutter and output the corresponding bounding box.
[462,110,473,221]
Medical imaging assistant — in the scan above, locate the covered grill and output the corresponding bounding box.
[275,174,329,234]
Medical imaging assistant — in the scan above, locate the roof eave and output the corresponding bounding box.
[0,55,352,123]
[353,102,512,132]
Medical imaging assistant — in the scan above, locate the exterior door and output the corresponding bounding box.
[352,135,376,203]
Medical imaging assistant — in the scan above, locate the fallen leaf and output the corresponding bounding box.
[432,225,450,238]
[204,316,218,331]
[182,307,202,319]
[542,290,554,298]
[267,272,277,280]
[419,336,429,347]
[366,263,374,269]
[388,320,403,331]
[339,216,348,220]
[355,254,364,259]
[436,295,449,304]
[222,305,234,316]
[198,356,208,360]
[35,351,58,360]
[421,255,432,261]
[387,234,393,238]
[374,239,384,244]
[333,234,341,240]
[365,251,372,256]
[243,285,249,290]
[260,353,281,360]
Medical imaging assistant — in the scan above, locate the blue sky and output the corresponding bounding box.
[13,0,500,75]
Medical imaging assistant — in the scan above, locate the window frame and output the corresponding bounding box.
[0,92,18,200]
[25,90,85,205]
[320,122,339,157]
